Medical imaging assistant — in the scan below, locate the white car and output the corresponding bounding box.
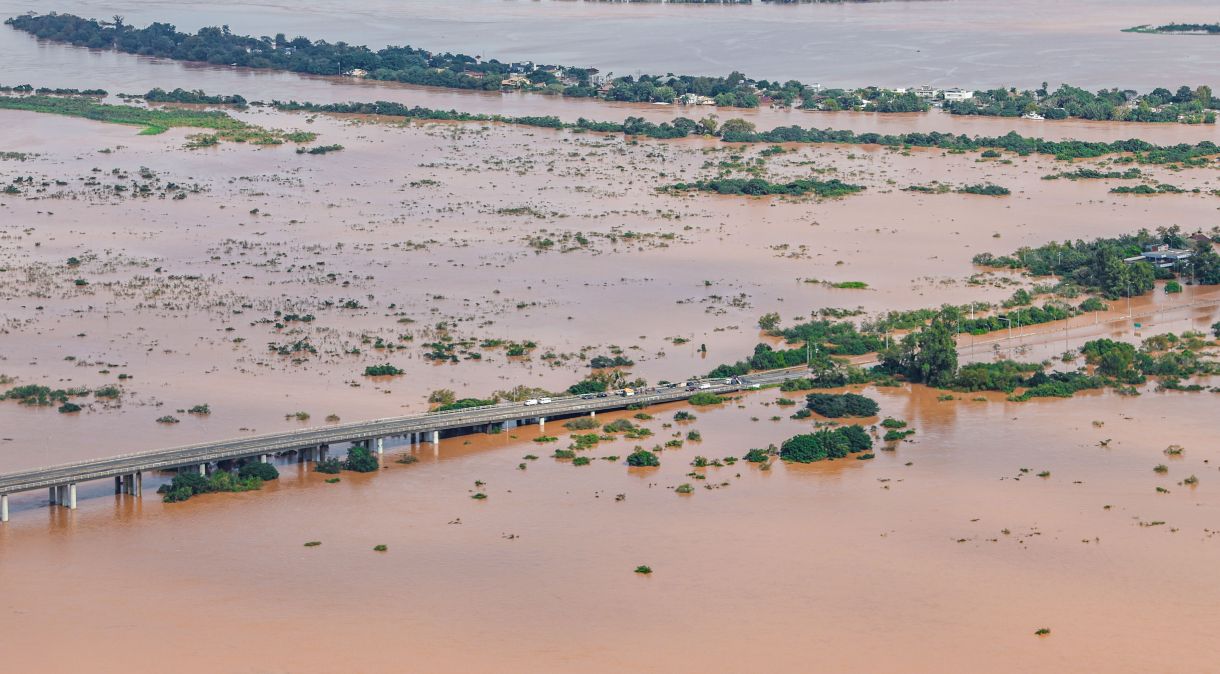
[698,383,712,390]
[538,397,553,404]
[524,399,539,406]
[723,378,733,385]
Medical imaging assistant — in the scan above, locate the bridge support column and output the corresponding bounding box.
[539,417,546,431]
[68,483,77,510]
[136,471,143,497]
[1,494,8,523]
[375,437,384,456]
[430,431,440,445]
[198,463,207,476]
[115,476,122,495]
[49,487,58,506]
[590,410,596,418]
[259,454,268,464]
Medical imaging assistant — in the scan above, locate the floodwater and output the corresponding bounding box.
[3,108,1218,470]
[3,0,1220,145]
[4,3,1220,670]
[4,0,1220,90]
[3,383,1220,672]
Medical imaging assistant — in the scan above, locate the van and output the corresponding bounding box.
[623,388,635,397]
[698,383,712,390]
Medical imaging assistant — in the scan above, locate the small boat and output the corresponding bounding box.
[1021,112,1045,121]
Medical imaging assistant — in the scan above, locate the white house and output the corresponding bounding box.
[944,88,975,102]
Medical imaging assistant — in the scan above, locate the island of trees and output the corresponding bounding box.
[1124,23,1220,35]
[4,12,926,111]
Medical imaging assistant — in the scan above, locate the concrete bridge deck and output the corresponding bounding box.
[0,368,808,521]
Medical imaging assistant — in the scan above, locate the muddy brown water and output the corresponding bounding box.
[2,385,1220,672]
[3,46,1220,671]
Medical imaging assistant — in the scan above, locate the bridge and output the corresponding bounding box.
[0,368,807,523]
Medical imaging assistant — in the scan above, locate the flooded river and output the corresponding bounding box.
[3,2,1220,671]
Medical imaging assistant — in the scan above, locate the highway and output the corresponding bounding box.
[0,369,813,518]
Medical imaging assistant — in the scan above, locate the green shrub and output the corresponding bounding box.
[563,416,600,430]
[238,461,280,481]
[688,392,725,406]
[780,426,873,462]
[343,446,379,473]
[805,393,879,418]
[626,449,660,467]
[742,448,770,463]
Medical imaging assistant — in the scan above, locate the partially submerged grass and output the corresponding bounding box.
[0,94,315,147]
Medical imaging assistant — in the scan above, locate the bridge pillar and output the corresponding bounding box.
[68,483,77,510]
[125,474,135,495]
[49,487,58,506]
[539,417,546,431]
[430,430,440,446]
[198,463,207,476]
[590,410,596,418]
[259,454,268,464]
[1,494,8,523]
[114,476,121,495]
[136,471,143,497]
[375,437,384,456]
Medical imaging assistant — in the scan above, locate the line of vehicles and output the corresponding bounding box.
[521,378,743,407]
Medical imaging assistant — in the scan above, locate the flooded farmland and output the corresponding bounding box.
[2,2,1220,672]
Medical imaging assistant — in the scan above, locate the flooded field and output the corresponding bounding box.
[3,2,1220,671]
[3,107,1218,471]
[3,384,1220,672]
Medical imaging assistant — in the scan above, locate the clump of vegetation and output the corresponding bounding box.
[634,565,653,575]
[780,426,873,462]
[666,177,865,199]
[238,462,280,481]
[688,392,726,406]
[373,544,388,552]
[743,448,771,463]
[957,183,1011,196]
[805,393,879,418]
[675,483,695,494]
[626,449,660,467]
[363,364,403,376]
[563,417,600,431]
[342,446,379,472]
[159,467,271,503]
[156,415,180,424]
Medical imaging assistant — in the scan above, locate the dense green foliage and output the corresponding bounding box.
[160,469,265,503]
[805,393,879,418]
[626,449,660,467]
[948,83,1217,125]
[436,397,496,411]
[666,177,864,198]
[879,318,959,387]
[780,426,872,462]
[238,461,280,481]
[957,183,1010,196]
[973,227,1219,297]
[8,12,906,112]
[343,446,379,472]
[363,363,403,376]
